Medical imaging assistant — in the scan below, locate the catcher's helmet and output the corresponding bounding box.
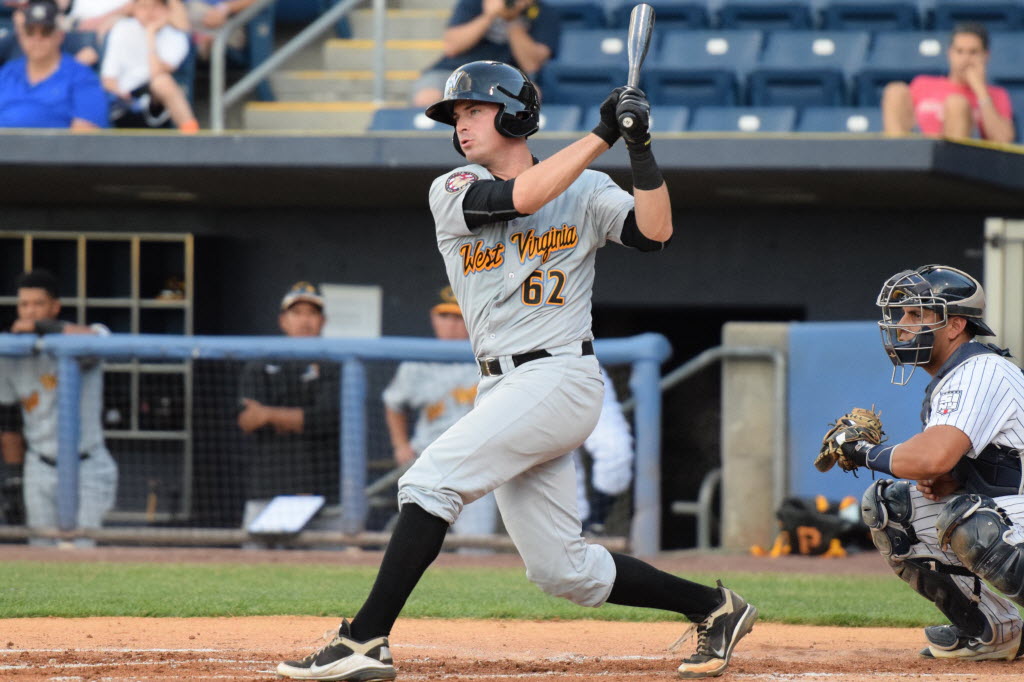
[424,61,540,155]
[876,264,995,384]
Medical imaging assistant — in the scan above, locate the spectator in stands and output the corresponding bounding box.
[382,286,498,543]
[236,282,341,509]
[0,0,108,129]
[59,0,188,41]
[185,0,256,60]
[0,269,118,547]
[881,22,1014,143]
[100,0,200,132]
[410,0,560,107]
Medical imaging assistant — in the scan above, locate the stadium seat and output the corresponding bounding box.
[62,30,99,61]
[368,107,447,131]
[796,106,883,132]
[543,0,607,29]
[537,104,582,131]
[819,0,921,31]
[854,31,947,106]
[717,0,814,30]
[747,31,869,106]
[932,1,1024,31]
[689,106,797,132]
[580,104,690,132]
[607,0,709,30]
[221,4,277,101]
[988,31,1024,101]
[645,29,763,106]
[539,29,633,105]
[0,18,15,66]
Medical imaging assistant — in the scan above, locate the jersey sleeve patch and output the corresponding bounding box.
[445,171,479,194]
[937,390,962,415]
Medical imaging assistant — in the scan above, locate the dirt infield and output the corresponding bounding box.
[3,547,1022,681]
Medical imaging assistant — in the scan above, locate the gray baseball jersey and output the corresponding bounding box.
[397,164,640,608]
[893,348,1024,648]
[428,164,634,358]
[0,329,118,532]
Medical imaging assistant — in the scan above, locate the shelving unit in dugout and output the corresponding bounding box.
[0,231,194,523]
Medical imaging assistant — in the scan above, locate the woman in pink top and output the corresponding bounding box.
[882,23,1015,143]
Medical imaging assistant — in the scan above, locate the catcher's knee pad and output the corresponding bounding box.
[861,479,918,558]
[937,494,1024,603]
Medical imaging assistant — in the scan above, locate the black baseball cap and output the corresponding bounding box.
[22,0,59,29]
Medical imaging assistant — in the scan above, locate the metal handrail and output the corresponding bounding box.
[209,0,381,132]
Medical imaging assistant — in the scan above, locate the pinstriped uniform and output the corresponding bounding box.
[901,349,1024,645]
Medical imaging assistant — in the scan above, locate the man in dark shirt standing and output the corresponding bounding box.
[237,282,340,506]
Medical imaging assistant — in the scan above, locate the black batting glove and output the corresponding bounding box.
[616,86,651,151]
[592,86,628,147]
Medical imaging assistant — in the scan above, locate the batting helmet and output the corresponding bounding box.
[424,61,540,155]
[876,264,995,383]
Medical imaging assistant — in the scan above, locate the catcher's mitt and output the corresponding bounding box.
[815,407,885,473]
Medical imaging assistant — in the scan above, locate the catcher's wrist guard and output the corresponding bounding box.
[816,406,886,474]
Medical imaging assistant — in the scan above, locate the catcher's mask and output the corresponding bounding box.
[424,60,540,157]
[876,264,995,385]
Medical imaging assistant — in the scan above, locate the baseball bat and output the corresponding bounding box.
[619,3,655,130]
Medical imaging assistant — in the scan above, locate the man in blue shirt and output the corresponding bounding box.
[0,0,108,129]
[410,0,560,107]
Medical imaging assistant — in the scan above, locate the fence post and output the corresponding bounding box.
[56,354,82,532]
[630,354,663,556]
[341,357,368,534]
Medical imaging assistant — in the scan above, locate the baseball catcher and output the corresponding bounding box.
[816,265,1024,661]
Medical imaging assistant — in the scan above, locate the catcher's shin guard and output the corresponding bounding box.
[863,481,987,637]
[937,494,1024,605]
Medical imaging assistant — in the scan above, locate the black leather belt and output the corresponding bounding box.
[39,453,90,467]
[478,341,594,377]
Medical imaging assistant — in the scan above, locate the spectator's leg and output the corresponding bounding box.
[149,73,200,133]
[881,81,914,136]
[942,93,972,139]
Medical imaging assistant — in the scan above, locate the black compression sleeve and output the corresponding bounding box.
[619,210,669,252]
[462,179,527,228]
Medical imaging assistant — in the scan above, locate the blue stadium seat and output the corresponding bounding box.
[607,0,708,30]
[932,1,1024,31]
[539,29,634,105]
[226,4,277,101]
[62,30,100,60]
[580,104,690,132]
[537,104,582,131]
[747,31,869,106]
[988,31,1024,97]
[820,0,921,31]
[544,0,607,29]
[368,107,447,132]
[717,1,814,30]
[690,106,797,131]
[854,31,947,105]
[0,18,15,66]
[796,106,883,132]
[645,30,764,106]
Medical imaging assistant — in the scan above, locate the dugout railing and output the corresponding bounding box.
[0,333,671,554]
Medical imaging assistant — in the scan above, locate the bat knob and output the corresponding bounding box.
[621,116,634,129]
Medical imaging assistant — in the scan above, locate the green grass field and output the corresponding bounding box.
[0,561,949,627]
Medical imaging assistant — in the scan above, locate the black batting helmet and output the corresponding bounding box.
[876,264,995,384]
[425,61,540,154]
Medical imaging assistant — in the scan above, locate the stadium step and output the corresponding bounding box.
[348,8,450,41]
[242,100,404,132]
[323,38,443,71]
[271,69,419,100]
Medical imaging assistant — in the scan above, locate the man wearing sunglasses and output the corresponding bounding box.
[0,0,108,129]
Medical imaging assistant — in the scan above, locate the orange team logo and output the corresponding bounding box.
[445,171,478,193]
[460,240,505,275]
[452,386,477,405]
[21,391,39,413]
[509,225,579,264]
[40,374,58,391]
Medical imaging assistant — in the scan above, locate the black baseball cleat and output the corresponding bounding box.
[673,580,758,679]
[276,619,396,681]
[918,624,1022,661]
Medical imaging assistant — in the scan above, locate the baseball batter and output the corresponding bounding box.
[278,60,757,682]
[820,265,1024,661]
[0,270,118,546]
